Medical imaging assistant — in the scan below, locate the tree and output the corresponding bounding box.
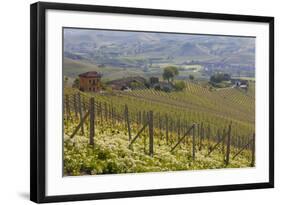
[162,69,174,82]
[100,81,106,90]
[174,81,186,91]
[64,76,68,87]
[210,72,231,83]
[130,81,143,89]
[189,74,194,80]
[223,73,231,81]
[162,66,179,82]
[72,78,79,88]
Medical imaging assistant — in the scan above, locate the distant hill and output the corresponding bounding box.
[64,57,145,81]
[177,42,209,56]
[63,28,255,78]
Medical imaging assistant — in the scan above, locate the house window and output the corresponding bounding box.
[89,87,91,91]
[89,80,91,83]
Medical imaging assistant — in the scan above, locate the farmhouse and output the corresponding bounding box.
[107,76,147,90]
[78,71,102,92]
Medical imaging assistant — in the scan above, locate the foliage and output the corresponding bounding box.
[64,119,252,176]
[210,72,231,83]
[129,81,144,89]
[174,81,186,91]
[162,86,171,93]
[100,81,107,90]
[64,76,69,87]
[189,74,195,80]
[72,78,79,88]
[162,66,179,82]
[211,82,230,88]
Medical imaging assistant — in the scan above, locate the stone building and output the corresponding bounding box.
[78,71,102,92]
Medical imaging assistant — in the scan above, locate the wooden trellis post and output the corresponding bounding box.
[225,123,232,165]
[199,122,203,150]
[82,96,86,112]
[171,125,194,152]
[192,123,196,160]
[222,128,226,154]
[207,124,210,144]
[65,94,71,120]
[201,128,204,150]
[77,93,84,135]
[129,121,149,150]
[96,101,100,117]
[69,111,90,139]
[142,111,146,125]
[108,104,111,122]
[155,112,159,128]
[217,129,221,143]
[170,120,173,144]
[148,111,154,156]
[124,105,131,141]
[104,102,108,121]
[165,114,169,144]
[235,137,239,151]
[177,118,181,141]
[111,107,114,124]
[251,133,255,167]
[197,123,200,146]
[159,114,162,139]
[138,111,142,126]
[238,136,241,149]
[185,121,188,145]
[136,112,140,124]
[73,93,78,118]
[99,102,103,122]
[173,119,177,135]
[89,97,95,146]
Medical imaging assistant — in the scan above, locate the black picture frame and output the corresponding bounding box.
[30,1,274,203]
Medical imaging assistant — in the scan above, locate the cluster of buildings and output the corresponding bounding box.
[76,71,249,93]
[77,71,174,93]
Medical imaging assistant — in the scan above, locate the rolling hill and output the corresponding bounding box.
[63,28,255,74]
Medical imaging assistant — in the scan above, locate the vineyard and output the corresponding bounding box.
[63,81,255,176]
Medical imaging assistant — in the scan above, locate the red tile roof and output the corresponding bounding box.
[79,71,102,78]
